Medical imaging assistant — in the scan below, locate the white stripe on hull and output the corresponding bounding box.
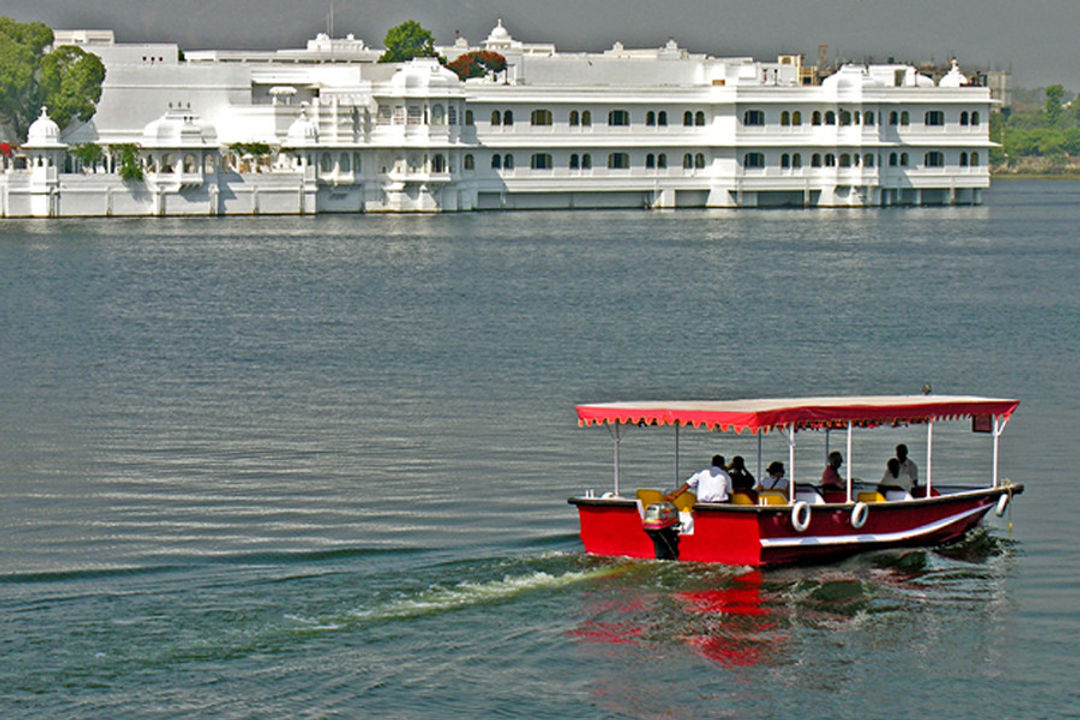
[759,504,987,549]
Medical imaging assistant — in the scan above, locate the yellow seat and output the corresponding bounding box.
[759,491,788,506]
[672,491,697,512]
[636,489,665,507]
[731,492,755,506]
[857,491,886,503]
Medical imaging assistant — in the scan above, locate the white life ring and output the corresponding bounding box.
[791,501,811,532]
[995,492,1010,517]
[851,501,869,529]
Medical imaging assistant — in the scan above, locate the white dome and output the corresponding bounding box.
[938,61,968,87]
[285,107,318,145]
[26,107,63,146]
[142,107,217,146]
[822,64,884,90]
[388,57,462,94]
[486,17,512,43]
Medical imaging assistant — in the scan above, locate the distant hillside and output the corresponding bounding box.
[992,84,1080,175]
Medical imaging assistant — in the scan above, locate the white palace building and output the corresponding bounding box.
[1,18,995,217]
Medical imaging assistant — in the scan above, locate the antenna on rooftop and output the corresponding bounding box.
[327,0,335,38]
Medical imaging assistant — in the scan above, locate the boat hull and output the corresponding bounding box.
[569,483,1022,566]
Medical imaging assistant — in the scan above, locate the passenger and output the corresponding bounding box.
[896,444,919,488]
[820,451,845,491]
[878,457,913,500]
[759,461,787,491]
[728,456,756,493]
[666,454,731,503]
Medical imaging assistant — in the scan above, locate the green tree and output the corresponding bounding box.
[378,20,437,63]
[1044,84,1065,126]
[0,17,105,142]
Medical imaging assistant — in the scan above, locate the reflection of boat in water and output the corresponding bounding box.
[568,395,1023,566]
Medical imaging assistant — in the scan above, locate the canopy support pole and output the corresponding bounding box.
[926,420,934,494]
[991,414,1010,488]
[613,421,622,496]
[846,421,853,503]
[781,426,796,503]
[674,424,680,486]
[757,432,763,481]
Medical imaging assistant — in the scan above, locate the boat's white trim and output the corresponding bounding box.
[759,504,988,548]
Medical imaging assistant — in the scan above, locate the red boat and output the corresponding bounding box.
[568,395,1023,566]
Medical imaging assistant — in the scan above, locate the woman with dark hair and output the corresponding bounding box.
[728,455,755,492]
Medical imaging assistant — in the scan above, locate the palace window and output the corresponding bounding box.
[531,109,553,126]
[695,111,705,126]
[792,110,802,125]
[781,153,790,168]
[864,153,874,167]
[531,153,553,169]
[959,151,969,167]
[407,105,423,125]
[491,110,501,126]
[811,153,822,167]
[432,154,446,172]
[465,110,474,125]
[581,111,592,126]
[658,153,667,169]
[581,153,592,169]
[889,152,898,166]
[812,111,822,125]
[448,105,457,125]
[570,110,579,126]
[925,110,945,126]
[743,110,765,126]
[683,153,693,169]
[960,111,969,126]
[825,111,836,125]
[824,153,836,167]
[658,111,668,126]
[839,153,851,167]
[646,111,656,126]
[694,153,706,169]
[924,151,944,167]
[889,111,898,125]
[900,111,910,125]
[377,105,392,125]
[684,111,693,126]
[971,112,980,126]
[900,152,909,166]
[864,111,875,125]
[744,152,764,168]
[339,153,350,172]
[503,110,514,126]
[646,153,655,169]
[839,110,852,126]
[608,109,631,126]
[607,152,630,169]
[781,111,790,126]
[792,153,802,168]
[431,104,445,125]
[464,154,474,170]
[970,152,979,166]
[503,154,514,169]
[569,154,579,169]
[491,154,501,169]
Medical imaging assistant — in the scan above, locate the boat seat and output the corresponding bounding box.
[672,491,697,512]
[731,492,756,506]
[636,489,665,507]
[857,491,886,503]
[758,491,788,506]
[883,489,914,502]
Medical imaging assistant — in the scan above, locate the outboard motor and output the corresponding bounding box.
[642,502,680,560]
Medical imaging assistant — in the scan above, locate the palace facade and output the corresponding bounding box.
[1,19,994,217]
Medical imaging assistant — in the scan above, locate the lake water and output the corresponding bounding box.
[1,179,1078,718]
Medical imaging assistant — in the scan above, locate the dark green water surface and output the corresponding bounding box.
[1,180,1077,718]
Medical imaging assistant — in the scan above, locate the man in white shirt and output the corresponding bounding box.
[666,454,731,503]
[896,444,919,487]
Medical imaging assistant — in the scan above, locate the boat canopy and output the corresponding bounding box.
[576,395,1019,434]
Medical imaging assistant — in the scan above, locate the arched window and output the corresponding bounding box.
[839,110,852,126]
[432,154,446,172]
[683,111,693,126]
[503,154,514,169]
[781,153,791,168]
[839,153,851,167]
[503,110,514,126]
[569,110,579,127]
[320,153,332,172]
[340,152,350,172]
[608,109,630,126]
[658,111,668,126]
[900,152,909,166]
[491,154,501,169]
[581,111,591,126]
[811,153,822,167]
[971,112,980,126]
[657,153,667,169]
[160,153,173,172]
[569,154,580,169]
[184,154,197,172]
[812,111,822,125]
[889,111,898,125]
[431,104,445,125]
[646,153,656,169]
[864,153,874,167]
[683,153,693,169]
[792,153,802,168]
[694,153,706,169]
[960,111,969,126]
[695,111,706,126]
[825,153,836,167]
[491,110,501,126]
[900,111,909,125]
[792,110,802,125]
[530,153,553,169]
[646,111,656,126]
[465,110,474,125]
[853,153,860,166]
[743,152,764,168]
[742,110,764,126]
[924,110,944,126]
[959,151,968,167]
[607,152,630,169]
[825,111,836,125]
[889,152,898,166]
[464,154,475,170]
[530,109,552,126]
[970,152,979,166]
[780,111,790,126]
[864,111,875,125]
[581,153,592,169]
[924,151,944,167]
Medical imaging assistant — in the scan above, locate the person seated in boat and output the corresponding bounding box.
[728,456,755,493]
[758,461,786,491]
[819,451,847,502]
[666,454,731,504]
[878,457,914,500]
[896,443,919,489]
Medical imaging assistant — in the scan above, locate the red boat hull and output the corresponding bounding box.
[570,484,1022,566]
